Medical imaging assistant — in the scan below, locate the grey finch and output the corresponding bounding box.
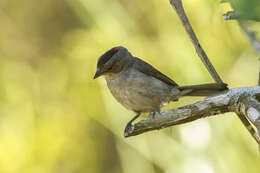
[94,46,228,136]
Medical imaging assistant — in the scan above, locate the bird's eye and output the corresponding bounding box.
[113,47,118,52]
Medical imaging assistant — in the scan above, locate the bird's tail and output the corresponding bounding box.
[178,83,228,97]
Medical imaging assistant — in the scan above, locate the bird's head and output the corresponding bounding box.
[94,46,133,79]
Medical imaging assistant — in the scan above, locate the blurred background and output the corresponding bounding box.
[0,0,259,172]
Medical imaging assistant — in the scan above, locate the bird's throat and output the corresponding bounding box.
[104,73,118,80]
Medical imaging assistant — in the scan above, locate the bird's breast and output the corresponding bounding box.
[105,68,174,113]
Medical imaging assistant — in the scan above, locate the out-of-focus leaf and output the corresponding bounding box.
[224,0,260,21]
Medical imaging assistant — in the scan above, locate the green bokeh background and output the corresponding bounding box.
[0,0,259,172]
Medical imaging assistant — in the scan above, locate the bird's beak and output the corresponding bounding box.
[93,68,102,79]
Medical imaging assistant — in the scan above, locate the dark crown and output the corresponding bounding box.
[97,47,118,67]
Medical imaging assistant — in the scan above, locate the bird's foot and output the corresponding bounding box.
[124,122,134,137]
[149,112,157,119]
[124,113,140,137]
[150,108,161,119]
[151,112,156,118]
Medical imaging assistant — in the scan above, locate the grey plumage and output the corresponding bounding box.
[105,62,179,113]
[94,46,228,135]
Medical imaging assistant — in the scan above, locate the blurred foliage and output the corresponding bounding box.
[0,0,259,173]
[222,0,260,42]
[223,0,260,21]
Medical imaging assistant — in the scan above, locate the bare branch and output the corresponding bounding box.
[223,6,260,148]
[166,0,260,146]
[169,0,223,84]
[236,93,260,132]
[237,113,260,145]
[125,86,260,146]
[125,0,260,147]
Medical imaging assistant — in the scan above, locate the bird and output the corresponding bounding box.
[93,46,228,136]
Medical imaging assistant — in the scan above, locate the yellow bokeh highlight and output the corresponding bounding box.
[0,0,259,172]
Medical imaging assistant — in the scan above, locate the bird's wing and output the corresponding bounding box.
[133,57,178,86]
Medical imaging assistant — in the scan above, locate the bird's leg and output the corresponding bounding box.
[124,113,140,137]
[151,107,161,118]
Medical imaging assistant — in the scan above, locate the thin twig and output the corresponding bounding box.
[169,0,223,83]
[237,113,260,145]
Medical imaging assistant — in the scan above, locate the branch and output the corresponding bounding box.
[125,86,260,145]
[222,5,260,148]
[234,22,260,141]
[235,92,260,133]
[169,0,223,84]
[237,112,260,145]
[125,0,260,147]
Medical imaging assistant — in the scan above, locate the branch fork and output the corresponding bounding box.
[125,0,260,147]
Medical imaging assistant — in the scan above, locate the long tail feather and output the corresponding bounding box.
[178,83,228,96]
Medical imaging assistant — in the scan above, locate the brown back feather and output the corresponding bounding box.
[133,57,178,86]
